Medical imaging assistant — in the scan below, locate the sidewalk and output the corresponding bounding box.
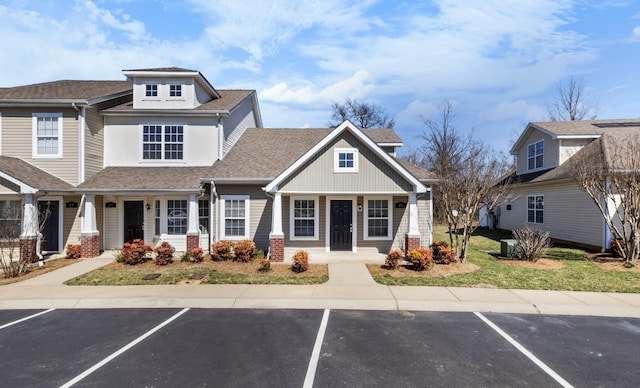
[1,254,639,318]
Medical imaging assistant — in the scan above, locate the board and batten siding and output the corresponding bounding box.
[214,185,272,250]
[515,130,559,175]
[1,108,80,184]
[279,132,413,193]
[498,182,603,248]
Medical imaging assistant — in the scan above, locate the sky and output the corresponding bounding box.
[1,0,639,156]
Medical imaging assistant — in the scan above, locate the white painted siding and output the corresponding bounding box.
[559,138,591,165]
[515,130,559,175]
[132,78,197,109]
[222,98,257,156]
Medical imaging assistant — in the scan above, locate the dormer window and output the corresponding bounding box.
[145,84,158,97]
[169,84,182,97]
[334,148,359,173]
[527,140,543,170]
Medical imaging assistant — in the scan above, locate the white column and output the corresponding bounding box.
[408,193,420,237]
[270,192,284,238]
[187,193,199,235]
[21,194,39,238]
[81,194,98,234]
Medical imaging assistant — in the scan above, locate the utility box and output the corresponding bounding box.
[500,239,517,258]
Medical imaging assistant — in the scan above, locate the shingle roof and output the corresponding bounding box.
[76,166,212,191]
[531,119,640,136]
[103,89,255,113]
[122,67,197,73]
[0,80,132,102]
[0,156,73,191]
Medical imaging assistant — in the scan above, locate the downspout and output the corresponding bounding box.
[210,180,218,254]
[263,189,275,258]
[72,103,86,183]
[217,115,224,160]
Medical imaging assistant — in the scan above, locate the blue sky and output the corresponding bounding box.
[1,0,639,155]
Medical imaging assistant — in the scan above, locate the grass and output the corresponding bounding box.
[372,226,640,293]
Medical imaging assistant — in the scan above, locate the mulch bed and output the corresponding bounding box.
[587,253,640,273]
[0,257,79,285]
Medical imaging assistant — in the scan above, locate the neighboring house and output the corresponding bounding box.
[497,119,640,251]
[0,67,435,262]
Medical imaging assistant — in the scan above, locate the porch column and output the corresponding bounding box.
[20,194,39,262]
[405,193,421,255]
[186,193,200,252]
[269,192,285,262]
[80,194,100,258]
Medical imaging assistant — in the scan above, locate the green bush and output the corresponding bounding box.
[385,249,403,270]
[65,244,81,260]
[211,240,234,261]
[406,248,433,271]
[233,240,256,263]
[291,250,309,273]
[121,239,152,265]
[153,241,175,265]
[253,249,266,260]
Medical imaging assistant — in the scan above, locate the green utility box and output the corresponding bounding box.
[500,239,517,258]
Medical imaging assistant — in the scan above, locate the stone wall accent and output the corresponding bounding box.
[269,237,285,262]
[80,234,100,258]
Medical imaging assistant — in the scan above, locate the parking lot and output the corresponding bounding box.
[1,308,638,387]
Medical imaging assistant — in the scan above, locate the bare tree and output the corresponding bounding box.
[0,203,27,278]
[572,135,640,262]
[420,100,512,261]
[548,76,599,121]
[330,98,395,128]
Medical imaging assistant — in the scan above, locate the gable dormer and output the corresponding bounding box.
[123,67,220,110]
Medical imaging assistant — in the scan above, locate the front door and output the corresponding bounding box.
[124,201,144,243]
[38,200,59,252]
[330,200,352,251]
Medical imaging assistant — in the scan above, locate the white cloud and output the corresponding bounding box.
[480,100,547,122]
[633,26,640,41]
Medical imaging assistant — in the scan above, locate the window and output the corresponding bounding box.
[527,140,544,170]
[334,148,359,173]
[167,199,187,235]
[145,84,158,97]
[169,84,182,97]
[0,200,21,238]
[154,200,160,235]
[291,197,318,239]
[365,199,391,239]
[527,195,544,224]
[221,196,249,239]
[142,125,184,160]
[33,114,62,158]
[198,199,209,234]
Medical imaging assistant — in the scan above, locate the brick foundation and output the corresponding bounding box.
[20,238,38,263]
[80,234,100,258]
[269,237,285,262]
[186,234,200,252]
[405,234,421,256]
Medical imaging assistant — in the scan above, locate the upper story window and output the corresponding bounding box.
[169,84,182,97]
[145,84,158,97]
[33,113,62,158]
[334,148,359,173]
[142,125,184,161]
[527,140,544,170]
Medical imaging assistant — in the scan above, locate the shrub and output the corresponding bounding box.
[258,258,271,272]
[291,250,309,273]
[154,241,175,265]
[190,247,204,263]
[65,244,81,260]
[384,249,404,270]
[513,228,551,262]
[406,248,433,271]
[113,250,125,263]
[211,240,234,261]
[253,249,266,260]
[121,239,152,265]
[180,251,191,262]
[234,240,256,263]
[431,241,457,264]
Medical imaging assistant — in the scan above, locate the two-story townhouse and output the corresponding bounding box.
[497,119,640,251]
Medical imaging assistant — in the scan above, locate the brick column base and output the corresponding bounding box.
[405,234,421,256]
[269,237,285,262]
[80,234,100,258]
[186,234,200,253]
[20,237,38,263]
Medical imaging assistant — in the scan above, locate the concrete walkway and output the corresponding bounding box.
[1,254,640,318]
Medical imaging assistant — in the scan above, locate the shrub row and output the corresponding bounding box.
[384,241,458,271]
[211,240,257,262]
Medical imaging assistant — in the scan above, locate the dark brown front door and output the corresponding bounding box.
[124,201,144,243]
[38,200,59,252]
[330,200,352,251]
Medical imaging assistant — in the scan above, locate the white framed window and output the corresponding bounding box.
[334,148,359,173]
[527,140,544,170]
[169,83,183,97]
[221,195,250,239]
[145,84,158,97]
[154,200,161,235]
[33,113,62,158]
[290,196,319,240]
[527,195,544,224]
[0,200,22,238]
[167,199,188,235]
[364,198,392,240]
[198,199,209,234]
[142,124,184,160]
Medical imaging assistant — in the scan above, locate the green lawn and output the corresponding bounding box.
[373,226,640,293]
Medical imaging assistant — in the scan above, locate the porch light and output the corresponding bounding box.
[146,203,151,211]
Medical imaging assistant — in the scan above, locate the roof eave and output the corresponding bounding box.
[101,109,230,116]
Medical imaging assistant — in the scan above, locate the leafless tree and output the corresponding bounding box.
[572,135,640,262]
[330,98,395,129]
[420,100,512,261]
[548,76,599,121]
[0,204,27,278]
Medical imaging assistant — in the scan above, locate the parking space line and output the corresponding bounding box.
[303,309,330,388]
[0,309,55,330]
[474,312,573,388]
[60,308,190,388]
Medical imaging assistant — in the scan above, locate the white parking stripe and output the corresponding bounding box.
[60,308,190,388]
[474,312,574,388]
[303,309,330,388]
[0,309,55,330]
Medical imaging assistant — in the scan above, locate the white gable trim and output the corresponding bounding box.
[0,171,38,194]
[265,120,426,193]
